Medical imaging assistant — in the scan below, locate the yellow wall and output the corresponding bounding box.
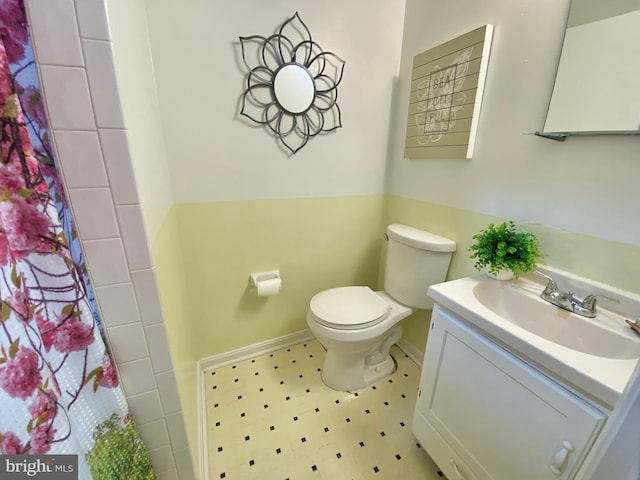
[154,192,640,458]
[385,195,640,352]
[152,194,385,456]
[174,195,385,355]
[150,207,198,461]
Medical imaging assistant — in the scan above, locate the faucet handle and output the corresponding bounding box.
[534,271,558,294]
[574,294,620,318]
[582,294,621,309]
[581,295,597,311]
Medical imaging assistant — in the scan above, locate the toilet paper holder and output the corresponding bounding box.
[250,270,281,286]
[250,270,282,297]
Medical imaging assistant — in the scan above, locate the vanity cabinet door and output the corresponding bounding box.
[413,305,607,480]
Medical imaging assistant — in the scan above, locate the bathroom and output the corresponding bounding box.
[24,0,640,479]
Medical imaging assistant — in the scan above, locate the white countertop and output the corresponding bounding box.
[428,274,640,408]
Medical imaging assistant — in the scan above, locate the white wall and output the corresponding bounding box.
[388,0,640,246]
[144,0,407,203]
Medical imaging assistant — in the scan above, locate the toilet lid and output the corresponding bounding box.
[310,286,391,329]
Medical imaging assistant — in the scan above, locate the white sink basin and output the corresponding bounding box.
[428,271,640,406]
[472,281,640,360]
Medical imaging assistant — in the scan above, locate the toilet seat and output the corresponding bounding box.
[309,286,391,330]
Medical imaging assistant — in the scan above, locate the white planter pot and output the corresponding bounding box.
[484,267,514,281]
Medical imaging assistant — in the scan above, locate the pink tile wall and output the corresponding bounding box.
[25,1,194,479]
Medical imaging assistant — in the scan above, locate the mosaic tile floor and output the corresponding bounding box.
[204,340,445,479]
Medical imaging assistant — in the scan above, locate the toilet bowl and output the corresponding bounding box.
[307,287,413,390]
[306,224,456,391]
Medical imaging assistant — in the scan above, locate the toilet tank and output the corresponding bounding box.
[384,224,456,309]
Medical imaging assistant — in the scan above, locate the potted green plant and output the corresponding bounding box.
[469,221,540,279]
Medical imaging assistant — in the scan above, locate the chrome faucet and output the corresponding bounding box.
[536,271,578,313]
[534,271,619,318]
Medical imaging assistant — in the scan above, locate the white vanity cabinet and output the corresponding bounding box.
[412,305,607,480]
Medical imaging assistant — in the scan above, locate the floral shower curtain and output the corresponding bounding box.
[0,1,153,478]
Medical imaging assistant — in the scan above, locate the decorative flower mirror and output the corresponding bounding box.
[239,12,346,154]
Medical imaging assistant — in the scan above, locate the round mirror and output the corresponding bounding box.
[273,64,315,114]
[239,12,345,154]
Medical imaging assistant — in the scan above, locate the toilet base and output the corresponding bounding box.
[320,325,402,391]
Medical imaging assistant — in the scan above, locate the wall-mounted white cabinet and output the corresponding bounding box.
[412,305,608,480]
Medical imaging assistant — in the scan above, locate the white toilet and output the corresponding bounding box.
[306,224,456,391]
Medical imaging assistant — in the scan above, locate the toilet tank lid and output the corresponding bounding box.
[387,224,456,252]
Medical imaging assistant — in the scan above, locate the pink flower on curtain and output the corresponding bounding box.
[0,194,52,265]
[35,314,56,352]
[0,431,24,454]
[53,316,93,353]
[35,314,94,353]
[28,388,58,422]
[0,88,45,195]
[6,288,32,321]
[0,0,28,64]
[29,424,56,454]
[98,354,119,388]
[0,166,26,193]
[0,346,41,399]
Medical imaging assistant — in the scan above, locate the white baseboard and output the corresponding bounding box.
[197,329,314,480]
[198,329,314,373]
[397,338,424,366]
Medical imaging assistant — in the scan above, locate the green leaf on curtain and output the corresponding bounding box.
[56,231,68,247]
[35,412,48,428]
[3,93,18,118]
[28,90,41,108]
[61,303,80,319]
[83,366,103,392]
[38,155,55,166]
[8,339,19,359]
[1,302,11,322]
[17,188,34,199]
[10,265,21,288]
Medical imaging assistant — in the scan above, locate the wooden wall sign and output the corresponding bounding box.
[404,25,493,159]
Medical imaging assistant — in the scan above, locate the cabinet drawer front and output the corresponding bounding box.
[415,306,606,480]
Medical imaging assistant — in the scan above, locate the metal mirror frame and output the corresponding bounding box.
[239,12,346,154]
